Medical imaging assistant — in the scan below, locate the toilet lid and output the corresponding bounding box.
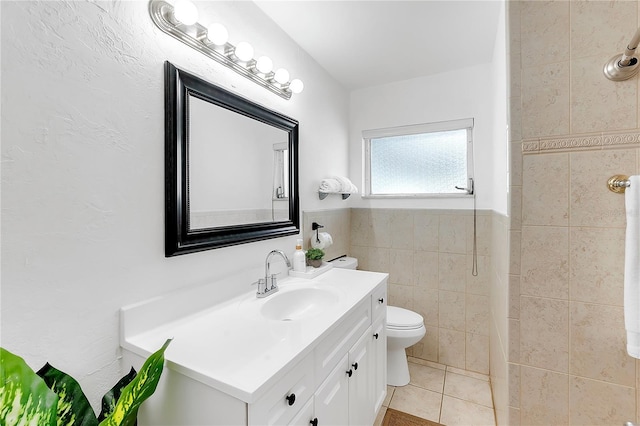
[387,306,424,330]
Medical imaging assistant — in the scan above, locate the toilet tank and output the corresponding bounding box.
[330,256,358,270]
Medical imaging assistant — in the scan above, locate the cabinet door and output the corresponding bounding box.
[288,398,314,426]
[372,318,387,416]
[348,326,373,426]
[315,354,349,426]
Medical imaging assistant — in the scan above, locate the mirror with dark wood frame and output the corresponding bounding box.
[164,61,300,256]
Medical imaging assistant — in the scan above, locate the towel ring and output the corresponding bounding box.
[608,175,631,193]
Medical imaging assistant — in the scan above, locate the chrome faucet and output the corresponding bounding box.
[256,249,291,298]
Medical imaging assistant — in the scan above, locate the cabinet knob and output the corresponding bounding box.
[310,418,318,426]
[286,393,296,406]
[346,369,353,377]
[352,362,358,370]
[378,297,384,304]
[373,333,379,339]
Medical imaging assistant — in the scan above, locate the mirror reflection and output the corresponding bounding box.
[188,95,290,229]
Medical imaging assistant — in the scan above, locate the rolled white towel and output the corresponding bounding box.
[319,178,342,193]
[332,176,359,193]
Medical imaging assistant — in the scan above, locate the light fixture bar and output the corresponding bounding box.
[149,0,293,99]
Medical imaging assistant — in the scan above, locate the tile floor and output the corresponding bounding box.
[374,357,496,426]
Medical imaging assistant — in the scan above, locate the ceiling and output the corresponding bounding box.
[254,1,503,91]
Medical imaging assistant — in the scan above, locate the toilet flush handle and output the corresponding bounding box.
[378,297,384,304]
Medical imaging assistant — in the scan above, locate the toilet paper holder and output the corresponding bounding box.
[312,222,324,243]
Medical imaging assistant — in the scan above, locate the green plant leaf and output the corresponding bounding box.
[98,339,171,426]
[97,367,137,422]
[36,363,98,426]
[0,347,58,426]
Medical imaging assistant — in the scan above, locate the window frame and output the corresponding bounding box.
[363,118,474,199]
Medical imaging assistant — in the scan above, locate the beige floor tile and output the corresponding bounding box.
[383,385,395,407]
[373,406,387,426]
[389,384,443,423]
[444,371,494,408]
[407,356,446,370]
[446,365,490,381]
[408,361,446,393]
[440,395,496,426]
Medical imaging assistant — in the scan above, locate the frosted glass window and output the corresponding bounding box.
[364,119,473,197]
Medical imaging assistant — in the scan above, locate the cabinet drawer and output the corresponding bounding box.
[371,282,387,323]
[315,300,371,385]
[249,355,314,426]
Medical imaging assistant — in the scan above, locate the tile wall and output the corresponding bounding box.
[349,208,493,374]
[507,1,640,424]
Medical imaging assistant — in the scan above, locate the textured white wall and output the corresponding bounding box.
[1,0,348,409]
[349,63,502,211]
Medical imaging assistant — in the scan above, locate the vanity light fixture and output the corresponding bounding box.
[149,0,303,99]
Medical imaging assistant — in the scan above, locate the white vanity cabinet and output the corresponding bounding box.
[121,269,387,426]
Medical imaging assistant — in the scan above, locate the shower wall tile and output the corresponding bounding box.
[509,97,522,142]
[521,62,571,139]
[466,294,489,336]
[466,333,489,375]
[439,328,466,369]
[413,211,439,252]
[570,0,637,60]
[520,226,569,299]
[522,153,569,226]
[569,376,635,426]
[370,209,393,248]
[508,362,520,407]
[389,249,413,285]
[388,283,413,311]
[511,142,523,187]
[438,253,467,293]
[508,319,520,363]
[520,296,569,373]
[520,1,569,67]
[508,274,520,319]
[569,226,625,306]
[571,54,638,134]
[414,287,438,327]
[466,254,490,296]
[413,251,438,289]
[467,214,492,256]
[520,366,569,426]
[439,215,467,254]
[569,149,635,228]
[510,187,522,233]
[390,210,414,249]
[569,301,635,387]
[439,290,465,332]
[508,230,521,275]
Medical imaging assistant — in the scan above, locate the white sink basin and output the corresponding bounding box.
[260,287,339,321]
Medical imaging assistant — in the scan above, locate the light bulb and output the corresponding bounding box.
[206,23,228,46]
[289,79,304,94]
[173,0,198,25]
[274,68,290,84]
[255,56,273,74]
[234,42,254,62]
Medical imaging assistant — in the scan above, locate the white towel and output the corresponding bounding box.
[332,176,359,194]
[319,178,342,193]
[625,175,640,358]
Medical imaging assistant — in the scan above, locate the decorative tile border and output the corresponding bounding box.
[521,130,640,154]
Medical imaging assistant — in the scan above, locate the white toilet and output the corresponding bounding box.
[330,257,426,386]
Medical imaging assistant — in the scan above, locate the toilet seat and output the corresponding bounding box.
[387,306,424,330]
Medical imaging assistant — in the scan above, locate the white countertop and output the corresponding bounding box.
[121,268,387,404]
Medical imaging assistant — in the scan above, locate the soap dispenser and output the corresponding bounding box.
[293,239,306,272]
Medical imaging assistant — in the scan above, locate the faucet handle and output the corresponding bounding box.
[253,278,267,295]
[269,274,278,290]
